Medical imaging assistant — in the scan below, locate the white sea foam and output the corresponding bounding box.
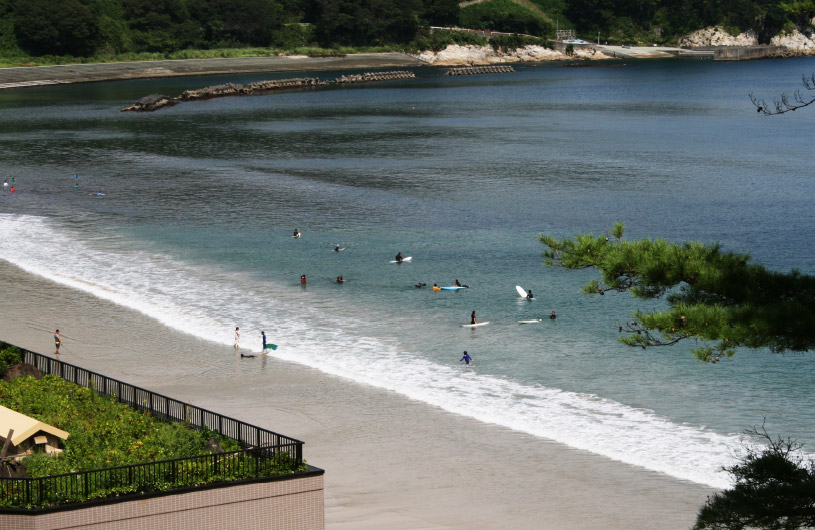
[0,213,747,488]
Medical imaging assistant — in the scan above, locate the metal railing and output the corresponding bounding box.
[20,349,303,460]
[0,346,310,510]
[0,447,307,509]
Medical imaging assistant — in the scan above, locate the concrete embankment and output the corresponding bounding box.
[0,53,424,90]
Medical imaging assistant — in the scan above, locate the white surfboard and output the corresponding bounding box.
[516,285,527,298]
[461,321,490,328]
[518,319,542,324]
[390,256,412,263]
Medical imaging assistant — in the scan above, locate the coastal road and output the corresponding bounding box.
[0,53,426,89]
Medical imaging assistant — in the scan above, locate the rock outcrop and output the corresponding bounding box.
[415,44,607,66]
[679,26,758,47]
[771,29,815,55]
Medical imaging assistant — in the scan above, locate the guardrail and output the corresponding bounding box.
[0,346,310,510]
[0,446,306,509]
[21,349,303,460]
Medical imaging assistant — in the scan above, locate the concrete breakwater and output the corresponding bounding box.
[444,65,515,76]
[335,71,415,83]
[122,71,415,111]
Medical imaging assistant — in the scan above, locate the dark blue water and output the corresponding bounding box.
[1,56,814,487]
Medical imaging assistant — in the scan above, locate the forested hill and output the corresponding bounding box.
[0,0,811,59]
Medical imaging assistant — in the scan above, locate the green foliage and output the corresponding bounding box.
[412,29,487,52]
[0,375,241,476]
[313,0,423,46]
[422,0,460,26]
[0,343,23,378]
[694,426,815,530]
[13,0,101,56]
[459,0,553,36]
[489,33,552,51]
[540,223,815,362]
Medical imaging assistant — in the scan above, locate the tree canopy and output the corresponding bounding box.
[539,223,815,362]
[694,425,815,530]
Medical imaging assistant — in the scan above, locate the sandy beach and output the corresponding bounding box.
[0,260,714,529]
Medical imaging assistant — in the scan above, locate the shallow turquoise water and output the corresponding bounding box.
[1,56,815,486]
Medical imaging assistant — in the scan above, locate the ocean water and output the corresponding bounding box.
[2,56,815,489]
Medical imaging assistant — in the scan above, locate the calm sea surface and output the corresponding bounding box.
[1,56,815,487]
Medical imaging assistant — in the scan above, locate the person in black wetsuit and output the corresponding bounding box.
[471,311,477,325]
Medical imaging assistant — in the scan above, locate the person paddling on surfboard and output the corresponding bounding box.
[471,311,477,325]
[527,290,534,299]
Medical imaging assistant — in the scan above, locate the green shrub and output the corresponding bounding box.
[0,343,23,378]
[459,0,552,37]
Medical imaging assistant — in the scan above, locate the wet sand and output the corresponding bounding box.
[0,260,714,529]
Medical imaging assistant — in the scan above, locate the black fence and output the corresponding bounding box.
[0,347,310,510]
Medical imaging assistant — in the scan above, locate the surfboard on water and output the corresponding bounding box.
[461,322,490,327]
[518,319,542,324]
[516,285,527,298]
[440,286,468,290]
[264,344,278,351]
[389,256,412,263]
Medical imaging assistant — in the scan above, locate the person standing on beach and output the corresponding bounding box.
[54,329,61,355]
[460,351,472,365]
[234,327,240,349]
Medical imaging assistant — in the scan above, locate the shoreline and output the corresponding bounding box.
[0,259,714,529]
[0,53,426,89]
[1,44,809,90]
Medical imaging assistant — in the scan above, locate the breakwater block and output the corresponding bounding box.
[334,71,416,83]
[122,71,416,111]
[121,94,178,112]
[444,65,515,76]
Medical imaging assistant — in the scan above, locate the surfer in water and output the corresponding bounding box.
[415,282,426,288]
[293,228,301,238]
[460,351,472,365]
[395,252,403,263]
[262,331,267,350]
[527,290,534,299]
[234,327,240,349]
[335,245,341,252]
[550,311,557,319]
[300,274,307,285]
[336,276,344,284]
[454,279,461,286]
[471,311,477,325]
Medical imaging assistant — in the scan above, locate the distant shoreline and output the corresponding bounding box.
[0,53,425,90]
